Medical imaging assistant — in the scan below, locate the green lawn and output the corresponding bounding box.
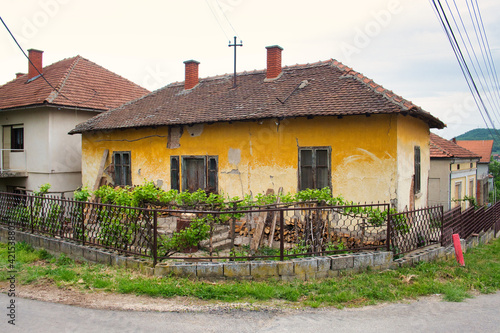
[1,238,499,308]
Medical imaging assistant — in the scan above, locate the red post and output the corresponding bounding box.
[452,233,465,266]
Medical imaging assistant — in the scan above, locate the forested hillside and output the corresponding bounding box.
[455,128,500,154]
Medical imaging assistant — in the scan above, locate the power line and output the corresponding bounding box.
[430,0,500,142]
[0,15,70,101]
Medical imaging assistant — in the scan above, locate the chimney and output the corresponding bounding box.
[183,60,200,90]
[266,45,283,80]
[16,73,24,79]
[28,49,43,80]
[452,138,457,144]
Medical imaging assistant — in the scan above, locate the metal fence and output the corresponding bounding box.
[1,191,499,264]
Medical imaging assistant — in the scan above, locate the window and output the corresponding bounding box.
[454,181,462,207]
[469,178,474,197]
[414,146,421,194]
[113,151,131,186]
[11,127,23,150]
[298,147,331,190]
[171,155,218,193]
[3,125,24,151]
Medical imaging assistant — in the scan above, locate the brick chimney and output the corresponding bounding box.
[266,45,283,80]
[183,60,200,90]
[28,49,43,80]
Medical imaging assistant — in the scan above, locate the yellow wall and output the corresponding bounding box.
[81,114,429,210]
[450,161,477,209]
[396,115,431,210]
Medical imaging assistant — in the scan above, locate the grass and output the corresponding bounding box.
[1,238,499,308]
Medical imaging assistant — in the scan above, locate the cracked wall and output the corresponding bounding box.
[81,114,428,208]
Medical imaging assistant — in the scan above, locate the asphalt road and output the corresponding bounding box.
[1,292,499,332]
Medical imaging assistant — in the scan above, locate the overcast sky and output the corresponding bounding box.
[2,0,500,139]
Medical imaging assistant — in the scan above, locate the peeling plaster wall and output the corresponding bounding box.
[396,116,431,211]
[82,114,428,205]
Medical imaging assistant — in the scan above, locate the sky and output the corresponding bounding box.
[1,0,500,139]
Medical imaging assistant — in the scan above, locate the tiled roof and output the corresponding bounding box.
[430,133,481,159]
[456,140,494,163]
[70,59,445,134]
[0,56,149,111]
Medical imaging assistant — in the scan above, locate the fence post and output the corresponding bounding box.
[280,210,284,261]
[30,195,34,234]
[81,201,86,245]
[440,205,444,246]
[153,210,158,267]
[231,202,237,249]
[386,208,391,253]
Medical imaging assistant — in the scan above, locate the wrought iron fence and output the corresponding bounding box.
[388,206,443,256]
[154,203,390,262]
[0,192,156,259]
[1,190,499,264]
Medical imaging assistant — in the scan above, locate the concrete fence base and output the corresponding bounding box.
[1,226,498,281]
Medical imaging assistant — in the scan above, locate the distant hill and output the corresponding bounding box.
[455,128,500,154]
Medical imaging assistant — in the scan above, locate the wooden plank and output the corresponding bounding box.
[268,187,283,247]
[251,188,274,251]
[93,149,109,191]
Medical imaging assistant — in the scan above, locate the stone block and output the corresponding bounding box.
[373,251,393,266]
[316,257,331,273]
[95,250,112,265]
[250,261,278,279]
[59,241,73,255]
[112,254,129,268]
[154,263,171,277]
[196,262,224,279]
[40,236,50,250]
[47,238,60,252]
[83,247,97,262]
[169,262,197,278]
[277,261,294,277]
[126,257,141,270]
[353,253,374,269]
[293,258,317,279]
[330,254,354,270]
[223,261,251,278]
[70,244,85,259]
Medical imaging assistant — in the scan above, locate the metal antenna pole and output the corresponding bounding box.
[228,36,242,88]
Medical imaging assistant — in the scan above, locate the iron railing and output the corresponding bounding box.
[1,191,499,264]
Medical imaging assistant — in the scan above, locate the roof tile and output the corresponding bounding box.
[456,140,494,163]
[430,133,481,159]
[0,56,149,111]
[71,59,445,134]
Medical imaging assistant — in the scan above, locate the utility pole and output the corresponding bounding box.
[228,36,242,88]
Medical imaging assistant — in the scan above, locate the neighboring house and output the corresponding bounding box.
[456,139,494,205]
[0,49,149,194]
[429,133,481,211]
[71,45,445,211]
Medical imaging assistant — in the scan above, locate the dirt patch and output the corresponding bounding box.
[0,281,289,313]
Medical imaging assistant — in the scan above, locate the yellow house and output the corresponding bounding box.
[70,45,445,211]
[429,133,480,210]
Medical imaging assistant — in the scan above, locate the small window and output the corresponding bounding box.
[457,164,460,170]
[455,181,462,207]
[298,147,331,190]
[414,146,421,194]
[11,127,23,151]
[113,151,131,186]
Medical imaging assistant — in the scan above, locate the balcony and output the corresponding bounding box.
[0,149,27,178]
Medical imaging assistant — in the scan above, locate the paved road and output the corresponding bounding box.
[1,292,499,332]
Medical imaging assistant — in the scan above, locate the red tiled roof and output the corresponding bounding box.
[456,140,494,163]
[430,133,481,159]
[70,59,445,134]
[0,56,149,111]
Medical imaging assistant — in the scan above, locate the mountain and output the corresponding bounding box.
[455,128,500,154]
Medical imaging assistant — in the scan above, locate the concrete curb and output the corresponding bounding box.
[1,225,498,281]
